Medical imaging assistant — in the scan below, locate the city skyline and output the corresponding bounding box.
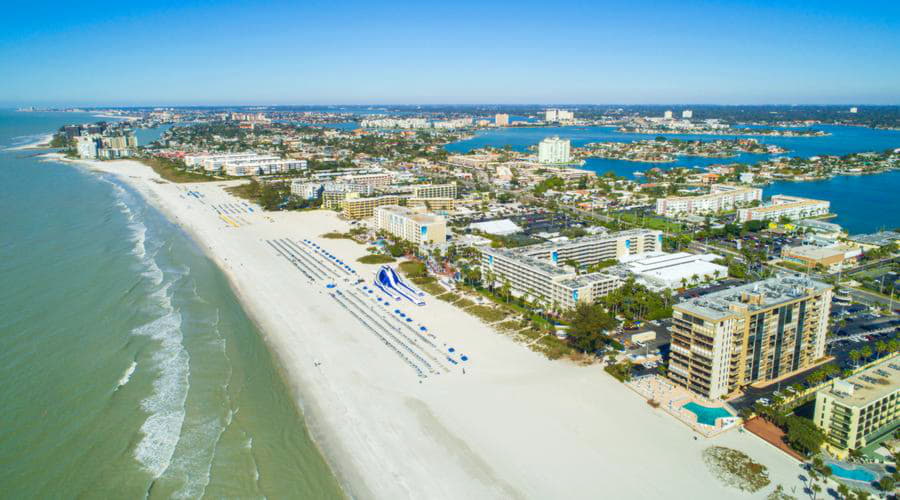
[2,0,899,106]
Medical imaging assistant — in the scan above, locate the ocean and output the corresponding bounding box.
[445,124,900,234]
[0,111,343,498]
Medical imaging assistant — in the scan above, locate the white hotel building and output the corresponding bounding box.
[655,185,763,217]
[480,229,662,310]
[537,136,572,164]
[374,205,447,246]
[184,153,305,176]
[737,195,830,223]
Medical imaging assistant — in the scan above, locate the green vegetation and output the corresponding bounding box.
[49,133,70,148]
[466,305,506,323]
[454,298,475,308]
[418,282,446,296]
[398,260,427,278]
[436,292,461,303]
[702,446,770,493]
[566,303,617,353]
[357,254,395,264]
[533,176,565,195]
[604,361,633,382]
[140,157,217,183]
[602,278,674,321]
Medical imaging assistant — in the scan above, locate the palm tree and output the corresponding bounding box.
[849,349,861,369]
[690,273,699,285]
[680,277,688,290]
[860,345,872,363]
[876,340,887,359]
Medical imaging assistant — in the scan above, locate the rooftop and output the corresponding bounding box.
[675,276,831,320]
[849,231,900,247]
[823,357,900,407]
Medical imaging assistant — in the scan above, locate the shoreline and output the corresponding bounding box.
[6,133,54,151]
[42,153,813,499]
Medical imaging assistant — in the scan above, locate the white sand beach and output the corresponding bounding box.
[46,155,812,499]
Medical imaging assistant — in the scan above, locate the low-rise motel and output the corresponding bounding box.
[374,205,447,246]
[654,185,762,217]
[814,357,899,459]
[669,276,832,400]
[480,229,661,310]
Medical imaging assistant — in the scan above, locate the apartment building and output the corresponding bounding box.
[374,205,447,245]
[545,109,574,123]
[655,184,763,217]
[412,183,457,199]
[222,158,306,176]
[184,153,263,171]
[495,113,509,126]
[669,277,832,399]
[813,357,899,458]
[341,195,400,219]
[537,136,572,164]
[737,195,830,223]
[480,229,661,310]
[408,197,454,211]
[340,172,393,188]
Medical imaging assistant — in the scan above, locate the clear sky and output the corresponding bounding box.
[1,0,898,106]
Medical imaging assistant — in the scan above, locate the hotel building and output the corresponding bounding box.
[737,195,830,223]
[408,198,454,211]
[412,183,457,199]
[480,229,662,310]
[545,109,574,123]
[340,172,393,188]
[537,136,572,164]
[669,277,832,399]
[495,113,510,126]
[374,205,447,246]
[813,357,899,458]
[655,185,763,217]
[341,195,401,219]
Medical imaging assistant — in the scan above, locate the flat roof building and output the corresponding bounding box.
[374,205,447,246]
[781,245,862,271]
[537,136,572,164]
[814,357,899,458]
[737,195,830,223]
[614,251,728,291]
[670,276,832,399]
[655,185,762,217]
[480,229,662,310]
[342,195,400,219]
[412,183,457,199]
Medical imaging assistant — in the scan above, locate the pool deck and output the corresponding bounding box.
[626,374,740,438]
[743,417,805,461]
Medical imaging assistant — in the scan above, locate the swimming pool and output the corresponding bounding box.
[682,402,733,426]
[829,463,876,482]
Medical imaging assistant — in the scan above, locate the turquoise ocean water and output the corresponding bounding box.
[0,111,343,498]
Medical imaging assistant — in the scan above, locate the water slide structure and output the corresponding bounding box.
[373,265,426,306]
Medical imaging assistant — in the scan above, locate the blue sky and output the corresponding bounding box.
[1,0,898,106]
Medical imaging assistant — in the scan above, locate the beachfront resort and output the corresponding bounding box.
[38,107,900,498]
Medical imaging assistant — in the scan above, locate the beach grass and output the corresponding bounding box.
[702,446,771,493]
[357,254,395,264]
[139,157,217,183]
[466,305,506,323]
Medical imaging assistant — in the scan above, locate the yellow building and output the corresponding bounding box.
[669,277,832,399]
[814,357,900,458]
[407,197,454,211]
[374,205,447,245]
[341,195,400,219]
